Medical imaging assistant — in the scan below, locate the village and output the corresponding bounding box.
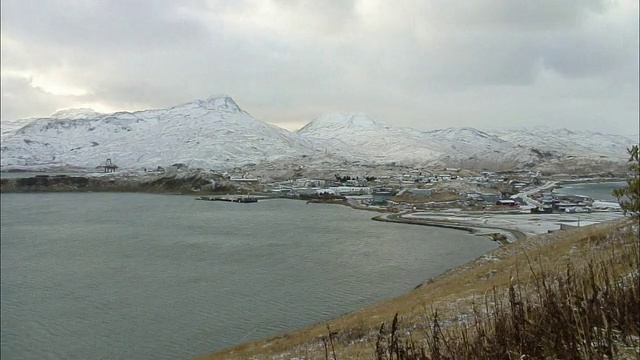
[195,165,623,242]
[209,167,620,213]
[94,155,621,216]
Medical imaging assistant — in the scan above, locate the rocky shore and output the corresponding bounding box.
[0,172,248,194]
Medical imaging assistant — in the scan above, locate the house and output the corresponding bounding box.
[496,199,518,207]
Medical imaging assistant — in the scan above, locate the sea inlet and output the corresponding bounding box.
[1,193,497,359]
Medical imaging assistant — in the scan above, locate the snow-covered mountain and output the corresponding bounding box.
[297,113,441,164]
[0,95,323,170]
[297,115,636,169]
[492,127,637,159]
[1,95,636,172]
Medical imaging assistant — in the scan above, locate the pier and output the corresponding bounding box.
[195,196,258,203]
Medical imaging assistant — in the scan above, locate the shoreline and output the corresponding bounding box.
[371,213,525,244]
[550,177,625,193]
[554,177,625,185]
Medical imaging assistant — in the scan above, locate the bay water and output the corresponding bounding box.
[553,181,625,202]
[1,193,497,359]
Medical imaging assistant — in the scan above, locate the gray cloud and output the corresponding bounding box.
[1,0,637,136]
[0,76,88,120]
[423,0,609,31]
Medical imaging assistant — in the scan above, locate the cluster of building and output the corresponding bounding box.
[530,193,596,213]
[251,169,546,211]
[134,163,619,213]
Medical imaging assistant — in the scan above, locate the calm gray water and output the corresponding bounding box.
[1,193,497,360]
[553,181,625,202]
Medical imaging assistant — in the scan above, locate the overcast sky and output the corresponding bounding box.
[1,0,638,136]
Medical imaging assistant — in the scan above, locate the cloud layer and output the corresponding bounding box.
[1,0,638,135]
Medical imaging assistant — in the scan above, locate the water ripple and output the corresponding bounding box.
[1,194,497,360]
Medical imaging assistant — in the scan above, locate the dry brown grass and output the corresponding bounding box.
[196,219,639,360]
[373,226,639,359]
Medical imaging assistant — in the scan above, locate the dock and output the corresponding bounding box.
[196,196,258,203]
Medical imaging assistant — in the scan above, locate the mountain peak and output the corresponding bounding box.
[193,94,241,112]
[432,127,494,139]
[50,108,101,120]
[298,112,384,133]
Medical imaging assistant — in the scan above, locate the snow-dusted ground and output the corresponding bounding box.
[1,95,637,172]
[398,180,624,237]
[402,211,623,237]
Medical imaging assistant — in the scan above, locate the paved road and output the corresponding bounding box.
[401,210,621,238]
[516,181,558,208]
[378,212,524,243]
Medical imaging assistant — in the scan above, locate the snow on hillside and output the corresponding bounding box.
[297,117,538,169]
[492,127,638,159]
[1,95,636,172]
[420,128,521,169]
[297,113,441,165]
[0,95,323,170]
[1,118,39,140]
[297,117,637,169]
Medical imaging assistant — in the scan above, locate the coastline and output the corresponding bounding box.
[550,177,626,193]
[371,213,525,244]
[554,177,626,185]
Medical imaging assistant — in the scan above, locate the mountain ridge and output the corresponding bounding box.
[1,95,637,172]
